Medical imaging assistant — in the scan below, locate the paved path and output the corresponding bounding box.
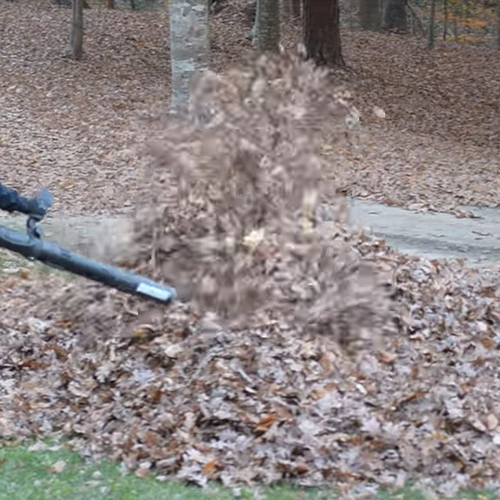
[348,199,500,267]
[1,199,499,267]
[0,212,134,263]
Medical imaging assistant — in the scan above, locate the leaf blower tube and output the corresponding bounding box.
[0,224,176,304]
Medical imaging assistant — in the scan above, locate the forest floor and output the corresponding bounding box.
[1,0,500,215]
[3,1,500,499]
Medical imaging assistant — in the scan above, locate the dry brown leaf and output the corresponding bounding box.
[202,460,218,477]
[48,460,66,474]
[486,414,498,431]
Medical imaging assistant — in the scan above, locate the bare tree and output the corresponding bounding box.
[428,0,436,48]
[254,0,280,52]
[67,0,84,59]
[303,0,344,66]
[497,0,500,48]
[359,0,380,30]
[170,0,210,114]
[443,0,448,40]
[383,0,407,32]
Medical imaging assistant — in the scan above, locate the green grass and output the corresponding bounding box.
[0,443,498,500]
[0,443,233,500]
[0,443,334,500]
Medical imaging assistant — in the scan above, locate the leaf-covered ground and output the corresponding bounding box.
[1,0,500,214]
[2,2,500,499]
[0,0,253,214]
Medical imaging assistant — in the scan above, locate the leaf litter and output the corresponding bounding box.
[2,0,500,216]
[0,52,500,499]
[2,1,500,497]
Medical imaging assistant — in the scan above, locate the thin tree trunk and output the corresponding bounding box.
[251,0,259,44]
[67,0,84,59]
[170,0,210,114]
[463,0,469,35]
[359,0,380,30]
[291,0,300,18]
[104,0,115,8]
[428,0,436,48]
[303,0,344,67]
[383,0,407,32]
[497,0,500,48]
[443,0,448,41]
[255,0,280,52]
[405,0,425,35]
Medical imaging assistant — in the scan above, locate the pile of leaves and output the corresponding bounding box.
[1,54,500,499]
[2,257,500,498]
[129,54,389,339]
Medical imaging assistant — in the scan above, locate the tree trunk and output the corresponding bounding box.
[104,0,115,8]
[291,0,300,18]
[254,0,280,52]
[67,0,84,60]
[251,0,259,45]
[303,0,344,67]
[427,0,436,49]
[170,0,210,114]
[359,0,380,30]
[497,0,500,48]
[428,0,436,48]
[383,0,407,32]
[443,0,448,41]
